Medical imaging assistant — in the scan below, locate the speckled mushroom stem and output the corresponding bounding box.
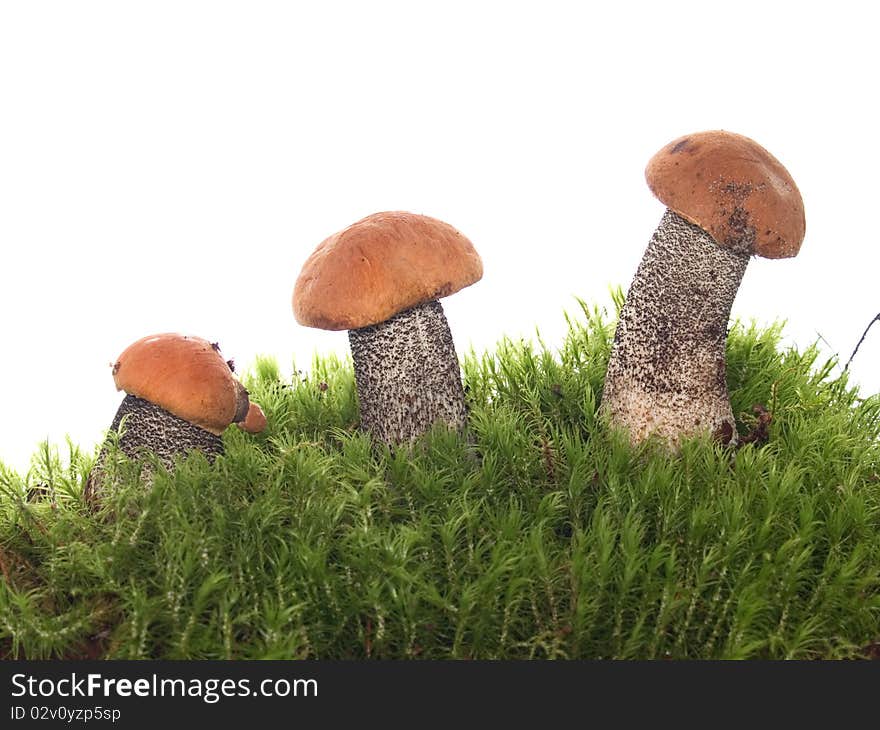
[348,299,468,446]
[85,395,224,500]
[601,209,749,448]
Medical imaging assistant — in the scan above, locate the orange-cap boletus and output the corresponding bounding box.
[293,211,482,446]
[87,333,259,499]
[601,130,805,449]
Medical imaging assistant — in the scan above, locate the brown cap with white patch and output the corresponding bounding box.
[112,333,249,435]
[645,130,806,259]
[293,211,483,330]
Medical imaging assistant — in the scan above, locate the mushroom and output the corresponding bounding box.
[237,402,267,434]
[293,211,483,446]
[601,130,805,449]
[86,333,261,499]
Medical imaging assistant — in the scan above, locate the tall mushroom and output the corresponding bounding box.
[293,211,483,446]
[601,130,806,449]
[86,333,263,499]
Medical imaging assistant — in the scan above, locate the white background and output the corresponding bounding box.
[1,1,878,474]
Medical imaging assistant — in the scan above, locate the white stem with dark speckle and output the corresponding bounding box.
[601,209,749,448]
[349,300,468,446]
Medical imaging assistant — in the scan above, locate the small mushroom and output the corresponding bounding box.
[293,211,483,446]
[236,402,267,434]
[601,131,805,449]
[86,333,255,499]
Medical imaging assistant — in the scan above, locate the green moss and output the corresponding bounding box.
[1,299,878,659]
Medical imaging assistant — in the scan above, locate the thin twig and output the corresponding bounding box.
[844,313,880,371]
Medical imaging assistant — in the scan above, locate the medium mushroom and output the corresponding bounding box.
[86,333,263,499]
[601,130,806,449]
[293,211,483,446]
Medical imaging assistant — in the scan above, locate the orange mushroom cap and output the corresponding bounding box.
[236,402,267,434]
[112,333,247,435]
[646,130,805,259]
[293,211,483,331]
